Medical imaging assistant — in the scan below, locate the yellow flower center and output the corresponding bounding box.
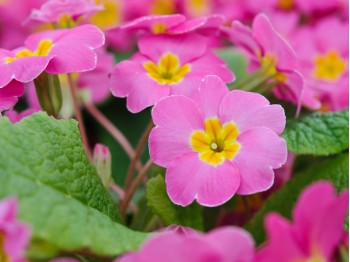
[57,14,77,28]
[190,118,240,165]
[313,50,347,81]
[185,0,210,16]
[5,39,53,64]
[152,22,168,34]
[277,0,294,10]
[150,0,176,15]
[0,232,9,262]
[260,55,287,83]
[90,0,121,29]
[144,53,191,85]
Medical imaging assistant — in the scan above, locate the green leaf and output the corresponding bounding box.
[245,153,349,245]
[282,110,349,156]
[146,175,203,230]
[215,48,248,89]
[0,113,149,257]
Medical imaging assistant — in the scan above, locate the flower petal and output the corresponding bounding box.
[235,127,287,194]
[219,90,285,134]
[166,152,240,207]
[150,96,203,166]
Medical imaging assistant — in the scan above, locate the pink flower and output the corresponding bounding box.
[227,14,304,111]
[110,34,234,113]
[29,0,104,25]
[115,226,255,262]
[0,81,25,112]
[256,181,349,262]
[290,17,348,111]
[5,108,40,123]
[149,75,287,207]
[0,24,105,88]
[0,197,31,262]
[109,13,225,35]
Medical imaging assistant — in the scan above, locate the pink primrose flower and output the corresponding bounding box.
[290,17,348,111]
[256,181,349,262]
[0,24,105,88]
[0,197,31,262]
[227,14,304,111]
[4,108,39,123]
[0,81,25,112]
[29,0,104,25]
[149,75,287,207]
[110,13,225,35]
[110,34,234,113]
[116,226,255,262]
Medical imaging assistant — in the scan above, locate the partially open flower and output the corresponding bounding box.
[0,81,24,112]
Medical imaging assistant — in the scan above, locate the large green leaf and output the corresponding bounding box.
[245,153,349,245]
[0,113,149,257]
[282,110,349,156]
[146,175,203,230]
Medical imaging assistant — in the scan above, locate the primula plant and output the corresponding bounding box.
[0,0,348,261]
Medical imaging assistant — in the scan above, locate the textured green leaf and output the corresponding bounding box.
[0,113,149,257]
[282,110,349,156]
[245,153,349,245]
[146,175,203,230]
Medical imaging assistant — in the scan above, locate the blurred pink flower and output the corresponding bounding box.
[4,108,39,123]
[256,181,349,262]
[149,75,287,206]
[116,226,255,262]
[29,0,104,25]
[0,197,31,262]
[109,13,225,35]
[110,34,234,113]
[291,17,349,111]
[0,24,105,88]
[0,81,25,112]
[227,14,304,111]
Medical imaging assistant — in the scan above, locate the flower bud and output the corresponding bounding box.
[93,143,112,188]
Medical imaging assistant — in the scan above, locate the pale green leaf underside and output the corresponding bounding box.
[245,153,349,245]
[282,110,349,156]
[0,113,149,256]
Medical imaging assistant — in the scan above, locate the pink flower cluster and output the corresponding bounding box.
[114,182,348,262]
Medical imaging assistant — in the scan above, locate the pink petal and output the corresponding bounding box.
[119,14,186,32]
[46,43,98,73]
[138,34,207,64]
[219,90,285,134]
[207,227,255,262]
[256,213,305,262]
[166,152,240,207]
[0,81,25,111]
[150,95,204,166]
[191,75,229,119]
[25,24,105,51]
[252,14,297,70]
[235,127,287,194]
[292,182,349,259]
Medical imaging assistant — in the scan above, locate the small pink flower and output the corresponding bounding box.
[110,34,234,113]
[29,0,104,24]
[115,226,255,262]
[0,197,31,262]
[110,13,225,35]
[0,24,105,88]
[290,17,348,111]
[149,75,287,207]
[227,14,304,111]
[256,181,349,262]
[0,81,25,112]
